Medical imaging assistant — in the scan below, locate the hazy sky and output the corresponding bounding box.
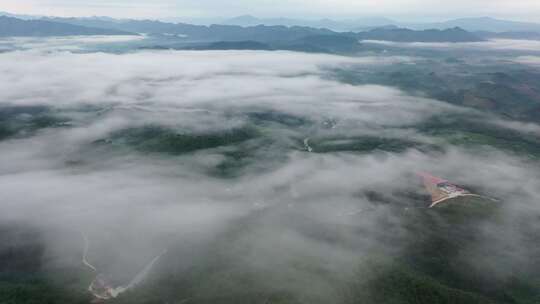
[1,0,540,22]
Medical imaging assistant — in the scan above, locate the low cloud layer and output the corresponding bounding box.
[514,55,540,66]
[1,39,540,301]
[364,38,540,52]
[0,35,145,52]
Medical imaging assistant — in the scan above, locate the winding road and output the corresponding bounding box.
[82,233,166,301]
[82,233,97,272]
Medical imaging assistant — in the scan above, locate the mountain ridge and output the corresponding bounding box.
[405,17,540,32]
[0,16,136,37]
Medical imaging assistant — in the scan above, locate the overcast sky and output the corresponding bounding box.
[1,0,540,22]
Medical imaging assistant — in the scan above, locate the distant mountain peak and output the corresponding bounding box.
[222,16,398,32]
[234,14,258,19]
[405,17,540,33]
[227,15,260,22]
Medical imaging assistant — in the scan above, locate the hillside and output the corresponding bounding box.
[43,17,336,42]
[476,31,540,40]
[42,17,484,43]
[0,16,135,37]
[356,27,483,42]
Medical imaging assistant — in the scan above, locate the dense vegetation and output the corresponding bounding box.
[0,105,70,140]
[0,16,134,37]
[4,195,538,304]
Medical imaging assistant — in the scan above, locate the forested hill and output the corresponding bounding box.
[42,16,483,43]
[0,15,484,45]
[355,27,483,42]
[0,16,136,37]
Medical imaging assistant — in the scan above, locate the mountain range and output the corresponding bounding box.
[41,17,338,42]
[221,15,540,33]
[0,16,135,37]
[0,14,481,44]
[404,17,540,33]
[356,27,480,42]
[220,15,395,31]
[3,12,540,48]
[3,11,540,33]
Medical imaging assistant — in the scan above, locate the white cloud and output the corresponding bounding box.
[514,55,540,66]
[363,39,540,52]
[1,40,540,292]
[0,35,144,52]
[0,49,435,129]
